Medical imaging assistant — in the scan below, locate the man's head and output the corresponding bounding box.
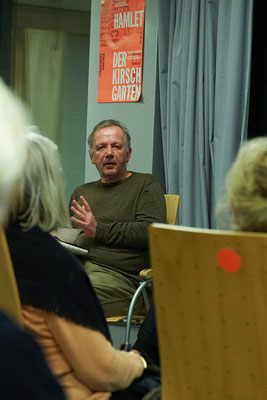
[88,120,132,183]
[88,120,131,154]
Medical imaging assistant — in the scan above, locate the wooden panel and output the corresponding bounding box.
[150,224,267,400]
[0,229,23,327]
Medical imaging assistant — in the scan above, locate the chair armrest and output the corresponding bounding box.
[139,268,153,279]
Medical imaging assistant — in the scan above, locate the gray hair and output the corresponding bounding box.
[0,78,28,225]
[88,119,131,155]
[216,137,267,232]
[12,128,70,232]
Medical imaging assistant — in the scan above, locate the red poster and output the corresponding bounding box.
[97,0,146,103]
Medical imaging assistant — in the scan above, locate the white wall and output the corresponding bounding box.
[85,0,158,182]
[60,33,89,201]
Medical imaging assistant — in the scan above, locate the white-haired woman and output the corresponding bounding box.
[0,79,66,399]
[6,131,147,400]
[217,137,267,231]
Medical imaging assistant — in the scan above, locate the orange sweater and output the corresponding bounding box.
[22,306,144,400]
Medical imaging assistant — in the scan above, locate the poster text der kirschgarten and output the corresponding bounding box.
[97,0,145,103]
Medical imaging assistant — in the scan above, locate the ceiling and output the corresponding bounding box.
[14,0,91,12]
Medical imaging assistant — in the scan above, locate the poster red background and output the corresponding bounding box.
[97,0,146,103]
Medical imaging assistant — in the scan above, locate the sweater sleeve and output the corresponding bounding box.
[95,180,166,249]
[45,313,144,392]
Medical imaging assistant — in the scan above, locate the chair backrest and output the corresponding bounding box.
[149,223,267,400]
[0,229,23,327]
[164,194,179,225]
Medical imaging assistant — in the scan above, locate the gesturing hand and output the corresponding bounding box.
[71,195,97,238]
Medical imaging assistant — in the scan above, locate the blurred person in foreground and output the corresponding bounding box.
[6,129,160,400]
[216,137,267,231]
[0,78,27,224]
[0,77,65,399]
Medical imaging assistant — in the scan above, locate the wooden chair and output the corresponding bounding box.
[139,194,180,281]
[149,223,267,400]
[107,194,180,349]
[0,229,23,327]
[164,194,180,225]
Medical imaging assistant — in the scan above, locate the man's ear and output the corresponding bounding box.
[90,152,95,165]
[126,147,132,162]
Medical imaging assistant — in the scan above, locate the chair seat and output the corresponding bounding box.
[139,268,153,279]
[106,316,127,323]
[107,315,146,324]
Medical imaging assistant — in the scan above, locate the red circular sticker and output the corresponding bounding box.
[217,248,241,273]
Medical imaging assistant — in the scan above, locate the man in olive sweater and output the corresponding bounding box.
[70,119,166,317]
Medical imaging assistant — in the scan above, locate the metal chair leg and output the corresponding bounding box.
[141,282,152,311]
[121,279,152,351]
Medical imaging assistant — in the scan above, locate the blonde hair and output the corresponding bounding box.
[0,78,29,225]
[13,129,70,232]
[217,137,267,232]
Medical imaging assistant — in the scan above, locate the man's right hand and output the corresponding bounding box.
[71,195,97,239]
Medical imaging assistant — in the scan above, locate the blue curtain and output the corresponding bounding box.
[154,0,253,228]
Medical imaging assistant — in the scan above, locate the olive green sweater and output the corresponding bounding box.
[69,172,166,280]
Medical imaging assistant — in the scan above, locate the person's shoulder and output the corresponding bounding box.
[130,173,165,198]
[41,230,82,265]
[74,180,99,191]
[6,223,81,270]
[71,180,99,198]
[131,172,159,184]
[35,229,85,279]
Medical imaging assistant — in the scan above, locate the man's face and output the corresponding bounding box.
[90,125,132,183]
